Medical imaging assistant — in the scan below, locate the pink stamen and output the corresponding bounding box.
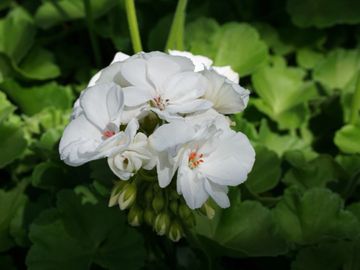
[188,151,204,169]
[103,130,115,138]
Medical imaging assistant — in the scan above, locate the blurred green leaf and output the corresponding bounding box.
[0,121,27,168]
[186,19,268,76]
[0,92,15,123]
[313,49,360,91]
[0,182,27,252]
[274,187,359,245]
[35,0,117,29]
[27,190,145,270]
[1,80,73,115]
[16,47,61,80]
[0,255,16,270]
[195,191,288,257]
[287,0,360,28]
[291,239,360,270]
[0,7,36,63]
[283,153,345,190]
[296,48,324,69]
[334,124,360,154]
[245,146,281,194]
[252,59,317,130]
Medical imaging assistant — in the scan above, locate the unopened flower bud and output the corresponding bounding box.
[178,204,192,220]
[144,207,155,226]
[108,181,126,207]
[128,205,143,227]
[154,213,170,236]
[152,194,164,213]
[200,202,215,219]
[118,183,136,210]
[169,190,179,200]
[168,221,183,242]
[169,200,178,214]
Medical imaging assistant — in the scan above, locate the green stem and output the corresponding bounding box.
[165,0,188,51]
[350,72,360,125]
[83,0,101,66]
[124,0,143,53]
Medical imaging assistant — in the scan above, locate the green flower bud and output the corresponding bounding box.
[108,181,126,207]
[200,202,215,220]
[144,207,155,226]
[169,200,178,214]
[178,204,192,220]
[154,213,170,236]
[152,194,164,213]
[169,190,179,200]
[128,205,143,227]
[118,183,136,210]
[168,221,183,242]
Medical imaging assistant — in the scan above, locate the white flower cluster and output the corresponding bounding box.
[59,50,255,210]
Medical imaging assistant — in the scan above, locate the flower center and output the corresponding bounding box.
[103,130,115,138]
[188,151,204,169]
[151,96,169,111]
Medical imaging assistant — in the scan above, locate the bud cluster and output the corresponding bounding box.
[108,174,216,242]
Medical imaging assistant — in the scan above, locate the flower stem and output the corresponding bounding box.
[83,0,101,66]
[165,0,188,51]
[124,0,143,53]
[350,72,360,125]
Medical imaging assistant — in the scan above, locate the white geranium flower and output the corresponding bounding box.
[59,82,127,166]
[168,50,239,83]
[150,120,255,209]
[201,69,250,114]
[108,129,156,180]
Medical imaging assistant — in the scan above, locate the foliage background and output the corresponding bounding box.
[0,0,360,269]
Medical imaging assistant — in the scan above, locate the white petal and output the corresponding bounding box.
[111,52,130,64]
[177,162,208,209]
[168,50,212,72]
[166,99,212,114]
[124,118,139,142]
[59,114,101,166]
[213,66,239,83]
[156,151,177,188]
[204,181,230,208]
[200,131,255,186]
[149,121,195,152]
[80,83,123,130]
[88,71,102,87]
[147,55,194,90]
[202,69,250,114]
[163,72,207,102]
[120,58,154,89]
[123,86,153,107]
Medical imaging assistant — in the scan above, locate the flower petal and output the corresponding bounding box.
[123,86,153,107]
[213,66,239,83]
[204,181,230,208]
[168,50,212,72]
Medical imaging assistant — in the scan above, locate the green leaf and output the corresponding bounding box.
[0,182,27,252]
[334,124,360,154]
[195,192,288,257]
[245,146,281,194]
[273,188,359,245]
[252,58,317,129]
[292,239,360,270]
[27,190,145,270]
[296,48,324,69]
[0,121,27,168]
[287,0,360,28]
[283,153,345,190]
[253,23,294,55]
[313,49,360,91]
[35,0,117,29]
[336,154,360,176]
[256,120,315,158]
[16,47,61,80]
[0,7,36,63]
[186,19,268,76]
[0,91,15,123]
[1,80,73,115]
